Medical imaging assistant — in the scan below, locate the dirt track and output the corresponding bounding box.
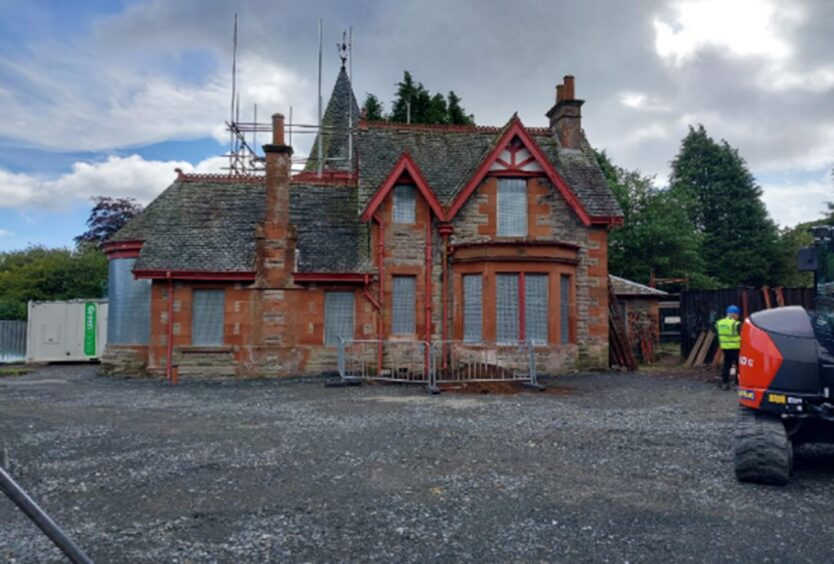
[2,365,834,562]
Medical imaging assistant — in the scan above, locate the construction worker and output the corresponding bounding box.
[716,305,742,390]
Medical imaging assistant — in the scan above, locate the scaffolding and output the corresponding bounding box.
[222,16,355,177]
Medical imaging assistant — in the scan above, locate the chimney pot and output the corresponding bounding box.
[556,84,564,104]
[272,113,285,145]
[563,75,575,101]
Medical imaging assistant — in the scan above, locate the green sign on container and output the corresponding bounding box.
[83,302,97,356]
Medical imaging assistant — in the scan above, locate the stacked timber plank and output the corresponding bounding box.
[684,330,717,367]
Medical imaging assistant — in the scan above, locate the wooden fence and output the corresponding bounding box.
[679,287,815,359]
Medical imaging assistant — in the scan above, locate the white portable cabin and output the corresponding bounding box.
[26,299,108,363]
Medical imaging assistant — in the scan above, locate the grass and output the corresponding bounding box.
[0,366,33,377]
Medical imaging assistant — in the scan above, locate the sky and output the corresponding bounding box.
[0,0,832,251]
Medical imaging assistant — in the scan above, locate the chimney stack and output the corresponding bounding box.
[546,75,584,150]
[259,113,295,286]
[272,113,285,145]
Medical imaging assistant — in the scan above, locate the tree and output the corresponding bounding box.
[669,125,781,288]
[447,91,474,125]
[595,151,707,289]
[383,71,475,125]
[0,246,108,320]
[75,196,143,249]
[361,93,384,121]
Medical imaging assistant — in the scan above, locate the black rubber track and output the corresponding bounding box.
[734,405,793,485]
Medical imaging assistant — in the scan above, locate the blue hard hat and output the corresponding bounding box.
[727,305,740,315]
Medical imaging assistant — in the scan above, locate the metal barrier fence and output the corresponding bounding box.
[431,340,537,385]
[337,338,539,391]
[0,320,26,363]
[338,339,432,384]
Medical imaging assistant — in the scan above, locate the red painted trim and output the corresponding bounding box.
[441,232,450,368]
[133,269,255,281]
[104,240,144,258]
[176,172,265,185]
[293,272,368,283]
[515,155,537,169]
[291,170,357,186]
[373,213,385,374]
[360,153,444,221]
[362,120,552,136]
[518,272,526,342]
[593,215,625,227]
[488,171,542,178]
[453,239,581,251]
[445,117,593,226]
[108,250,143,260]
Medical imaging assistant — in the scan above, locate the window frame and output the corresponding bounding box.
[391,275,417,335]
[496,178,528,238]
[392,184,417,224]
[463,274,483,343]
[191,288,225,346]
[324,291,355,345]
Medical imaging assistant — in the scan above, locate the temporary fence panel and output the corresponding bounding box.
[431,340,537,385]
[26,300,108,363]
[0,320,26,363]
[338,339,431,383]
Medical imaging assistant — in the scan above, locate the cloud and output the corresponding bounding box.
[761,172,833,227]
[0,229,13,237]
[0,0,832,227]
[0,155,225,210]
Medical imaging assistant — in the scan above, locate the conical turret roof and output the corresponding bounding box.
[305,66,360,172]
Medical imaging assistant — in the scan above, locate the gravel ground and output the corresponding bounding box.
[2,365,834,563]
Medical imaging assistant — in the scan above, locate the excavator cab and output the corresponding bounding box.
[735,225,834,485]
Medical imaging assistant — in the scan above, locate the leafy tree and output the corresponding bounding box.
[75,196,143,249]
[596,151,707,289]
[361,93,384,121]
[669,125,781,287]
[0,246,108,320]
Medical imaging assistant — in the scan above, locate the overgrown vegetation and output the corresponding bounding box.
[361,71,474,125]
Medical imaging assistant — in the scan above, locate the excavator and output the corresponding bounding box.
[735,224,834,485]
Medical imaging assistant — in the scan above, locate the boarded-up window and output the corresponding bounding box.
[525,274,548,344]
[393,184,416,224]
[497,178,527,237]
[496,273,519,343]
[392,276,416,334]
[325,292,355,345]
[463,274,483,342]
[560,274,571,344]
[192,289,224,346]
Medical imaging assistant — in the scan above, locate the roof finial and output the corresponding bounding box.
[338,30,348,68]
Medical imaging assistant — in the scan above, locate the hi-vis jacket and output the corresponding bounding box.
[716,316,741,350]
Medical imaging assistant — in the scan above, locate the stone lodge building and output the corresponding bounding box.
[102,68,623,378]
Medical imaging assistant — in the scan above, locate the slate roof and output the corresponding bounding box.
[356,125,496,208]
[304,66,360,173]
[610,275,668,297]
[356,122,622,218]
[290,184,370,272]
[112,70,622,276]
[111,179,266,272]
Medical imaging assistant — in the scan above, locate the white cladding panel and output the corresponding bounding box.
[26,300,108,363]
